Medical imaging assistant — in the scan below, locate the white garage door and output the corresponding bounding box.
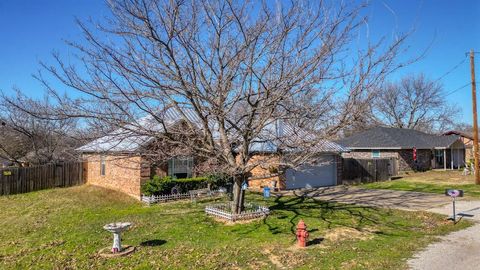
[285,155,337,189]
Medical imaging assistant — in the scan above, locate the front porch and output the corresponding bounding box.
[432,145,466,170]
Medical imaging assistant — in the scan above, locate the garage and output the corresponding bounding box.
[285,155,337,189]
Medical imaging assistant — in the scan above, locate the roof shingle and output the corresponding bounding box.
[337,126,460,149]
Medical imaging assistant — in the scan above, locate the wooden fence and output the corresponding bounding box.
[0,162,84,196]
[342,158,398,184]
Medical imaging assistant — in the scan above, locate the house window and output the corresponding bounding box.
[372,150,381,158]
[168,157,193,178]
[100,156,106,176]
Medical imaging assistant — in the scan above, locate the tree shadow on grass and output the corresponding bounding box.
[262,192,409,237]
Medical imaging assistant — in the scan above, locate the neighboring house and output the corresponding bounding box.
[337,127,465,172]
[77,107,348,198]
[443,130,475,164]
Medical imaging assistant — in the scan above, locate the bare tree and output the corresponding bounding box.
[0,91,80,166]
[452,123,473,133]
[16,0,413,213]
[373,74,460,132]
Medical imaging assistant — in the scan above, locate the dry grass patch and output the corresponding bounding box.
[325,227,375,243]
[401,170,474,185]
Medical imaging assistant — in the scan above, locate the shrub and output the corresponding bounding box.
[141,176,170,196]
[141,174,232,196]
[206,173,232,189]
[141,175,205,196]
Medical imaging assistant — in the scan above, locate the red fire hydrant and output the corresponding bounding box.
[296,220,309,247]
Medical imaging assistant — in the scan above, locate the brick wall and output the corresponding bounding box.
[458,137,473,164]
[246,154,284,189]
[398,149,431,171]
[466,147,473,163]
[150,163,168,177]
[83,154,146,198]
[342,149,433,171]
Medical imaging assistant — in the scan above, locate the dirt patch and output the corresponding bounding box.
[325,227,375,243]
[262,247,308,269]
[263,248,285,269]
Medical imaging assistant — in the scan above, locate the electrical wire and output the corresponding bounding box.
[434,56,468,83]
[444,83,471,97]
[435,54,474,97]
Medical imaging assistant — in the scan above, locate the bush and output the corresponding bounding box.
[141,174,232,196]
[206,173,232,189]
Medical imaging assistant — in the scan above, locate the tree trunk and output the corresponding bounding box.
[231,174,246,214]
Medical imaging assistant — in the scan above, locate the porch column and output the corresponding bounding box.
[444,149,447,170]
[451,149,453,170]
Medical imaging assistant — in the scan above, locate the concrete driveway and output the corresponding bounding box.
[284,186,450,211]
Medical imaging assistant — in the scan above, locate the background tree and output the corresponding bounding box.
[9,0,413,213]
[373,74,460,133]
[0,92,81,166]
[452,123,473,133]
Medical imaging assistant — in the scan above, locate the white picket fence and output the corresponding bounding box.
[205,202,270,222]
[141,189,224,205]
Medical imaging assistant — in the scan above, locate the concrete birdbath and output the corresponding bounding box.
[99,222,135,257]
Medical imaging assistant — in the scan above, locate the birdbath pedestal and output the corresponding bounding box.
[103,222,131,253]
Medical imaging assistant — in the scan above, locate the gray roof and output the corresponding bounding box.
[337,126,461,149]
[78,107,347,153]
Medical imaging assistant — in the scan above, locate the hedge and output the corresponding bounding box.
[141,174,231,196]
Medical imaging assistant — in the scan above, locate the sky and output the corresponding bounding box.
[0,0,479,125]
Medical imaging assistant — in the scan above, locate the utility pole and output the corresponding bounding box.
[470,49,480,184]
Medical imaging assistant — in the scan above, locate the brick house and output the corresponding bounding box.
[77,108,347,198]
[443,130,475,164]
[337,127,465,172]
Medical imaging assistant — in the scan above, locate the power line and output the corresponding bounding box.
[444,82,471,96]
[434,56,468,83]
[439,53,479,96]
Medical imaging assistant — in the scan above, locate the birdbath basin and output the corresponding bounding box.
[103,222,131,253]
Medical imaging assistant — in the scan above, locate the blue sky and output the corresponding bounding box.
[0,0,479,124]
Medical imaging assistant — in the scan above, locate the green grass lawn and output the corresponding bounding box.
[362,170,480,198]
[0,185,471,270]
